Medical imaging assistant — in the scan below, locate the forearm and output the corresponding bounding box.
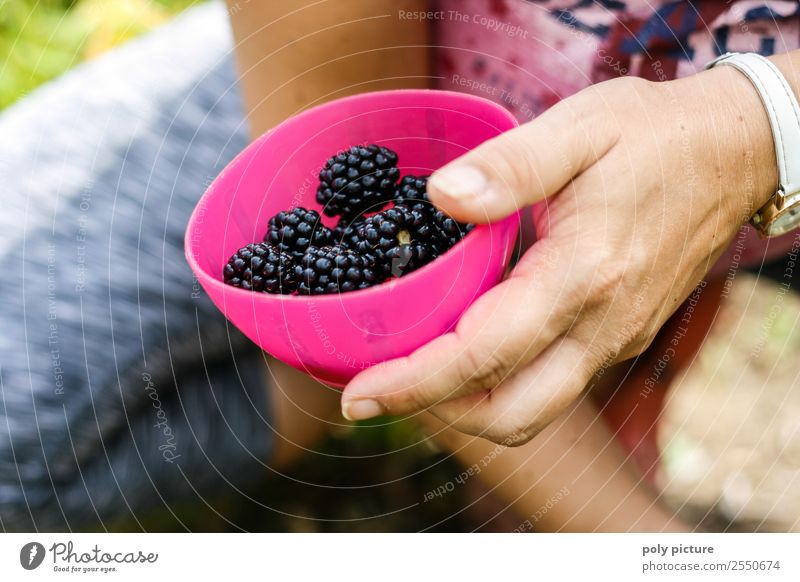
[686,49,800,221]
[425,400,688,532]
[226,0,431,136]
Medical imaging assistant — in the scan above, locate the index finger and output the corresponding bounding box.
[340,240,579,420]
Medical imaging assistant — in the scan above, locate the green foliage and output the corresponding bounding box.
[0,0,203,110]
[0,0,88,108]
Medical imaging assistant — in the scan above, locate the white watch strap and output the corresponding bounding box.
[707,52,800,198]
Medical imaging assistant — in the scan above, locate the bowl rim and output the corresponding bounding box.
[184,88,520,304]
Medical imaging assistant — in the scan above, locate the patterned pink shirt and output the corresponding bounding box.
[433,0,800,269]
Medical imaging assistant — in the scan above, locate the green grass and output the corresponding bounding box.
[0,0,203,110]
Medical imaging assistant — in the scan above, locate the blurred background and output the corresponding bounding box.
[1,0,203,110]
[2,0,799,533]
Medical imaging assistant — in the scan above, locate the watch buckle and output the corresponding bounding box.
[775,188,786,210]
[751,185,800,237]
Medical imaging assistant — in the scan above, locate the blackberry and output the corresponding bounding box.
[395,174,474,251]
[295,245,384,295]
[223,243,297,294]
[433,210,474,248]
[394,174,432,215]
[356,204,439,276]
[360,204,438,251]
[265,207,333,260]
[385,241,439,277]
[317,144,400,219]
[332,217,366,251]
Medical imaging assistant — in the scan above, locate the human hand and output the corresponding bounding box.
[341,67,777,444]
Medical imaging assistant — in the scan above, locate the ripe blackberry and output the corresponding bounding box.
[433,210,474,248]
[385,241,439,277]
[356,204,439,276]
[394,174,432,215]
[295,245,384,295]
[359,204,438,255]
[332,217,366,251]
[317,144,400,219]
[395,174,474,251]
[223,243,297,294]
[265,207,333,260]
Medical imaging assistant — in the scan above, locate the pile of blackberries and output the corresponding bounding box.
[223,144,473,295]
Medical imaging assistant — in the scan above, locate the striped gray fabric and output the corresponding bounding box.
[0,2,272,531]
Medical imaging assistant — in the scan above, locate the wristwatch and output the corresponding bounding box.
[707,52,800,237]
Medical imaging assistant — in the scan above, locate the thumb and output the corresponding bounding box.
[427,96,616,223]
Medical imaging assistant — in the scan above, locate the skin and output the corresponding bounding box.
[226,0,431,469]
[341,52,800,447]
[225,0,431,136]
[227,0,696,531]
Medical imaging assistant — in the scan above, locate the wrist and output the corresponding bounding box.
[700,63,778,220]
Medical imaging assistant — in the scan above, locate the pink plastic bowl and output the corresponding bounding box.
[185,89,519,386]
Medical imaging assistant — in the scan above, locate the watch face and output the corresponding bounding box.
[769,206,800,236]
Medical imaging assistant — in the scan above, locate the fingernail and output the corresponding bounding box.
[430,165,487,199]
[342,399,384,421]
